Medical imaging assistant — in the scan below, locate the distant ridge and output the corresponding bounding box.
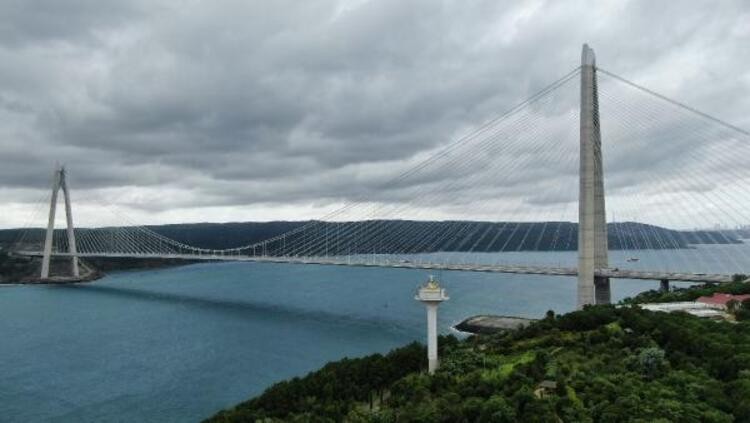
[1,221,740,253]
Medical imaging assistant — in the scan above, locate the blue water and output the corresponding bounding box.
[1,247,745,422]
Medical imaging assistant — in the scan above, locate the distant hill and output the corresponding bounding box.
[0,221,740,254]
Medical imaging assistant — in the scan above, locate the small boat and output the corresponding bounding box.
[626,257,640,262]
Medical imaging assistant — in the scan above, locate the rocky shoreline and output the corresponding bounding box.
[0,252,195,285]
[454,314,536,334]
[7,270,104,285]
[0,260,103,285]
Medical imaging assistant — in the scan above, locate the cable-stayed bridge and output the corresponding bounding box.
[11,45,750,307]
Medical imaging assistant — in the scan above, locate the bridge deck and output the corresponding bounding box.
[16,251,735,283]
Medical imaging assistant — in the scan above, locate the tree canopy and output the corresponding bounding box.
[206,298,750,422]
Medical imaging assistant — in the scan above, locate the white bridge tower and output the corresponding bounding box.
[577,44,610,307]
[41,166,79,279]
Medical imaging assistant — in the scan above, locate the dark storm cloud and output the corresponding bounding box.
[0,0,749,227]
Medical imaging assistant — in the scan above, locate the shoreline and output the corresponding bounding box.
[0,270,104,286]
[0,256,199,286]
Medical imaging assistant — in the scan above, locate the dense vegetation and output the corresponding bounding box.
[0,250,36,282]
[207,304,750,422]
[209,343,427,422]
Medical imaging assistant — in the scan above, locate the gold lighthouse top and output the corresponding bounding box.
[416,275,449,302]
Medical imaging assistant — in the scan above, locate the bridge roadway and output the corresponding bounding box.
[17,251,734,283]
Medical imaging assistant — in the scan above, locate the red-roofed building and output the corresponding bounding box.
[696,293,750,309]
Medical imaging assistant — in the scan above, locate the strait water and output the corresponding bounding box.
[1,246,748,422]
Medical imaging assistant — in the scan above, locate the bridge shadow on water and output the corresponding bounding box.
[50,283,413,334]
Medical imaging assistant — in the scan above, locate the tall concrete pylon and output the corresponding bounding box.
[577,44,610,308]
[41,166,79,279]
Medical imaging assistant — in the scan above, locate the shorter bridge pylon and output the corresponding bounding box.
[41,166,79,279]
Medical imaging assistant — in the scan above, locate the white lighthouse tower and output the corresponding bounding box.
[415,275,449,374]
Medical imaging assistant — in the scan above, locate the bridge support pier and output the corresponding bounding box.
[577,44,610,308]
[41,166,79,280]
[660,279,670,292]
[594,276,611,304]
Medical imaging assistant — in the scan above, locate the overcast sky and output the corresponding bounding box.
[1,0,749,229]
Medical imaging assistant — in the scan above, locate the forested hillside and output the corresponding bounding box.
[207,304,750,422]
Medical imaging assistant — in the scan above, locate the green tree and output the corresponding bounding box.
[478,395,516,423]
[637,347,668,379]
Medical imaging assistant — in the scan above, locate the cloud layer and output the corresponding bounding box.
[0,0,749,228]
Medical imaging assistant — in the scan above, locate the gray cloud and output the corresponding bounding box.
[0,0,749,229]
[0,0,146,47]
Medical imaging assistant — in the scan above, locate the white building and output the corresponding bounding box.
[639,302,727,320]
